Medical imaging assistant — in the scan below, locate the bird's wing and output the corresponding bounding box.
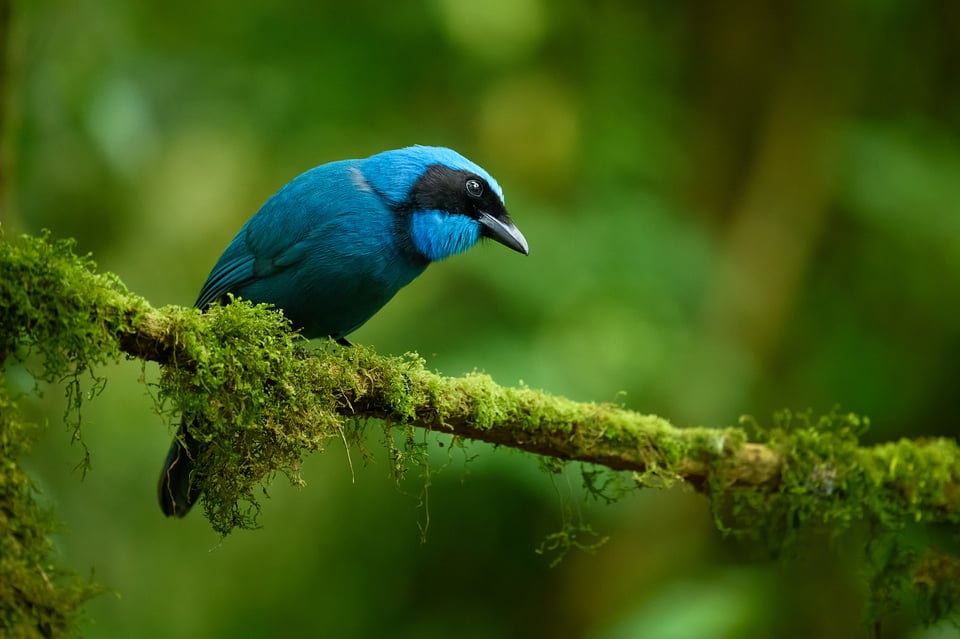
[193,218,315,310]
[193,160,371,310]
[194,247,256,309]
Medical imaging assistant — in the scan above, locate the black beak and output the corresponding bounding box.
[478,211,529,255]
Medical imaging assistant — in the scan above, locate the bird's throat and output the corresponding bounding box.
[409,210,481,263]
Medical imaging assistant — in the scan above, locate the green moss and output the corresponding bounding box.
[710,409,960,621]
[3,231,960,630]
[155,300,346,534]
[865,437,960,526]
[536,521,610,568]
[0,387,106,638]
[1,231,111,637]
[714,410,959,543]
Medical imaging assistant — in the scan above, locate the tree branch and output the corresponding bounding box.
[2,230,960,626]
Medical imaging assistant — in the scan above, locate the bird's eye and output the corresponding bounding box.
[465,178,483,198]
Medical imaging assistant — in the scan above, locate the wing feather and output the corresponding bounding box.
[194,251,256,309]
[191,160,368,311]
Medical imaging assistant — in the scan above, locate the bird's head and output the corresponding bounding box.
[359,145,529,263]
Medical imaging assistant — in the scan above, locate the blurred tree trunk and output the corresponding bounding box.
[0,0,13,227]
[679,3,867,421]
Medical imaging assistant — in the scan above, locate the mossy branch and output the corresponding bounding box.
[2,230,960,631]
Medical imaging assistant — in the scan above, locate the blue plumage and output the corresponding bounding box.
[159,145,528,517]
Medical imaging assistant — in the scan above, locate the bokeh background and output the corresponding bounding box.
[3,1,959,637]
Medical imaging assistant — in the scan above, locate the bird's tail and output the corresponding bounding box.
[158,420,202,517]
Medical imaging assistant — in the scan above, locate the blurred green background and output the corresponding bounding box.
[3,0,959,637]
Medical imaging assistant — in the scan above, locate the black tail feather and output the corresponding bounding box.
[158,420,202,517]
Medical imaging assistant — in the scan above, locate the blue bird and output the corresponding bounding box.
[159,145,528,517]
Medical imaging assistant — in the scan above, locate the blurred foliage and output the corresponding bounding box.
[2,0,959,637]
